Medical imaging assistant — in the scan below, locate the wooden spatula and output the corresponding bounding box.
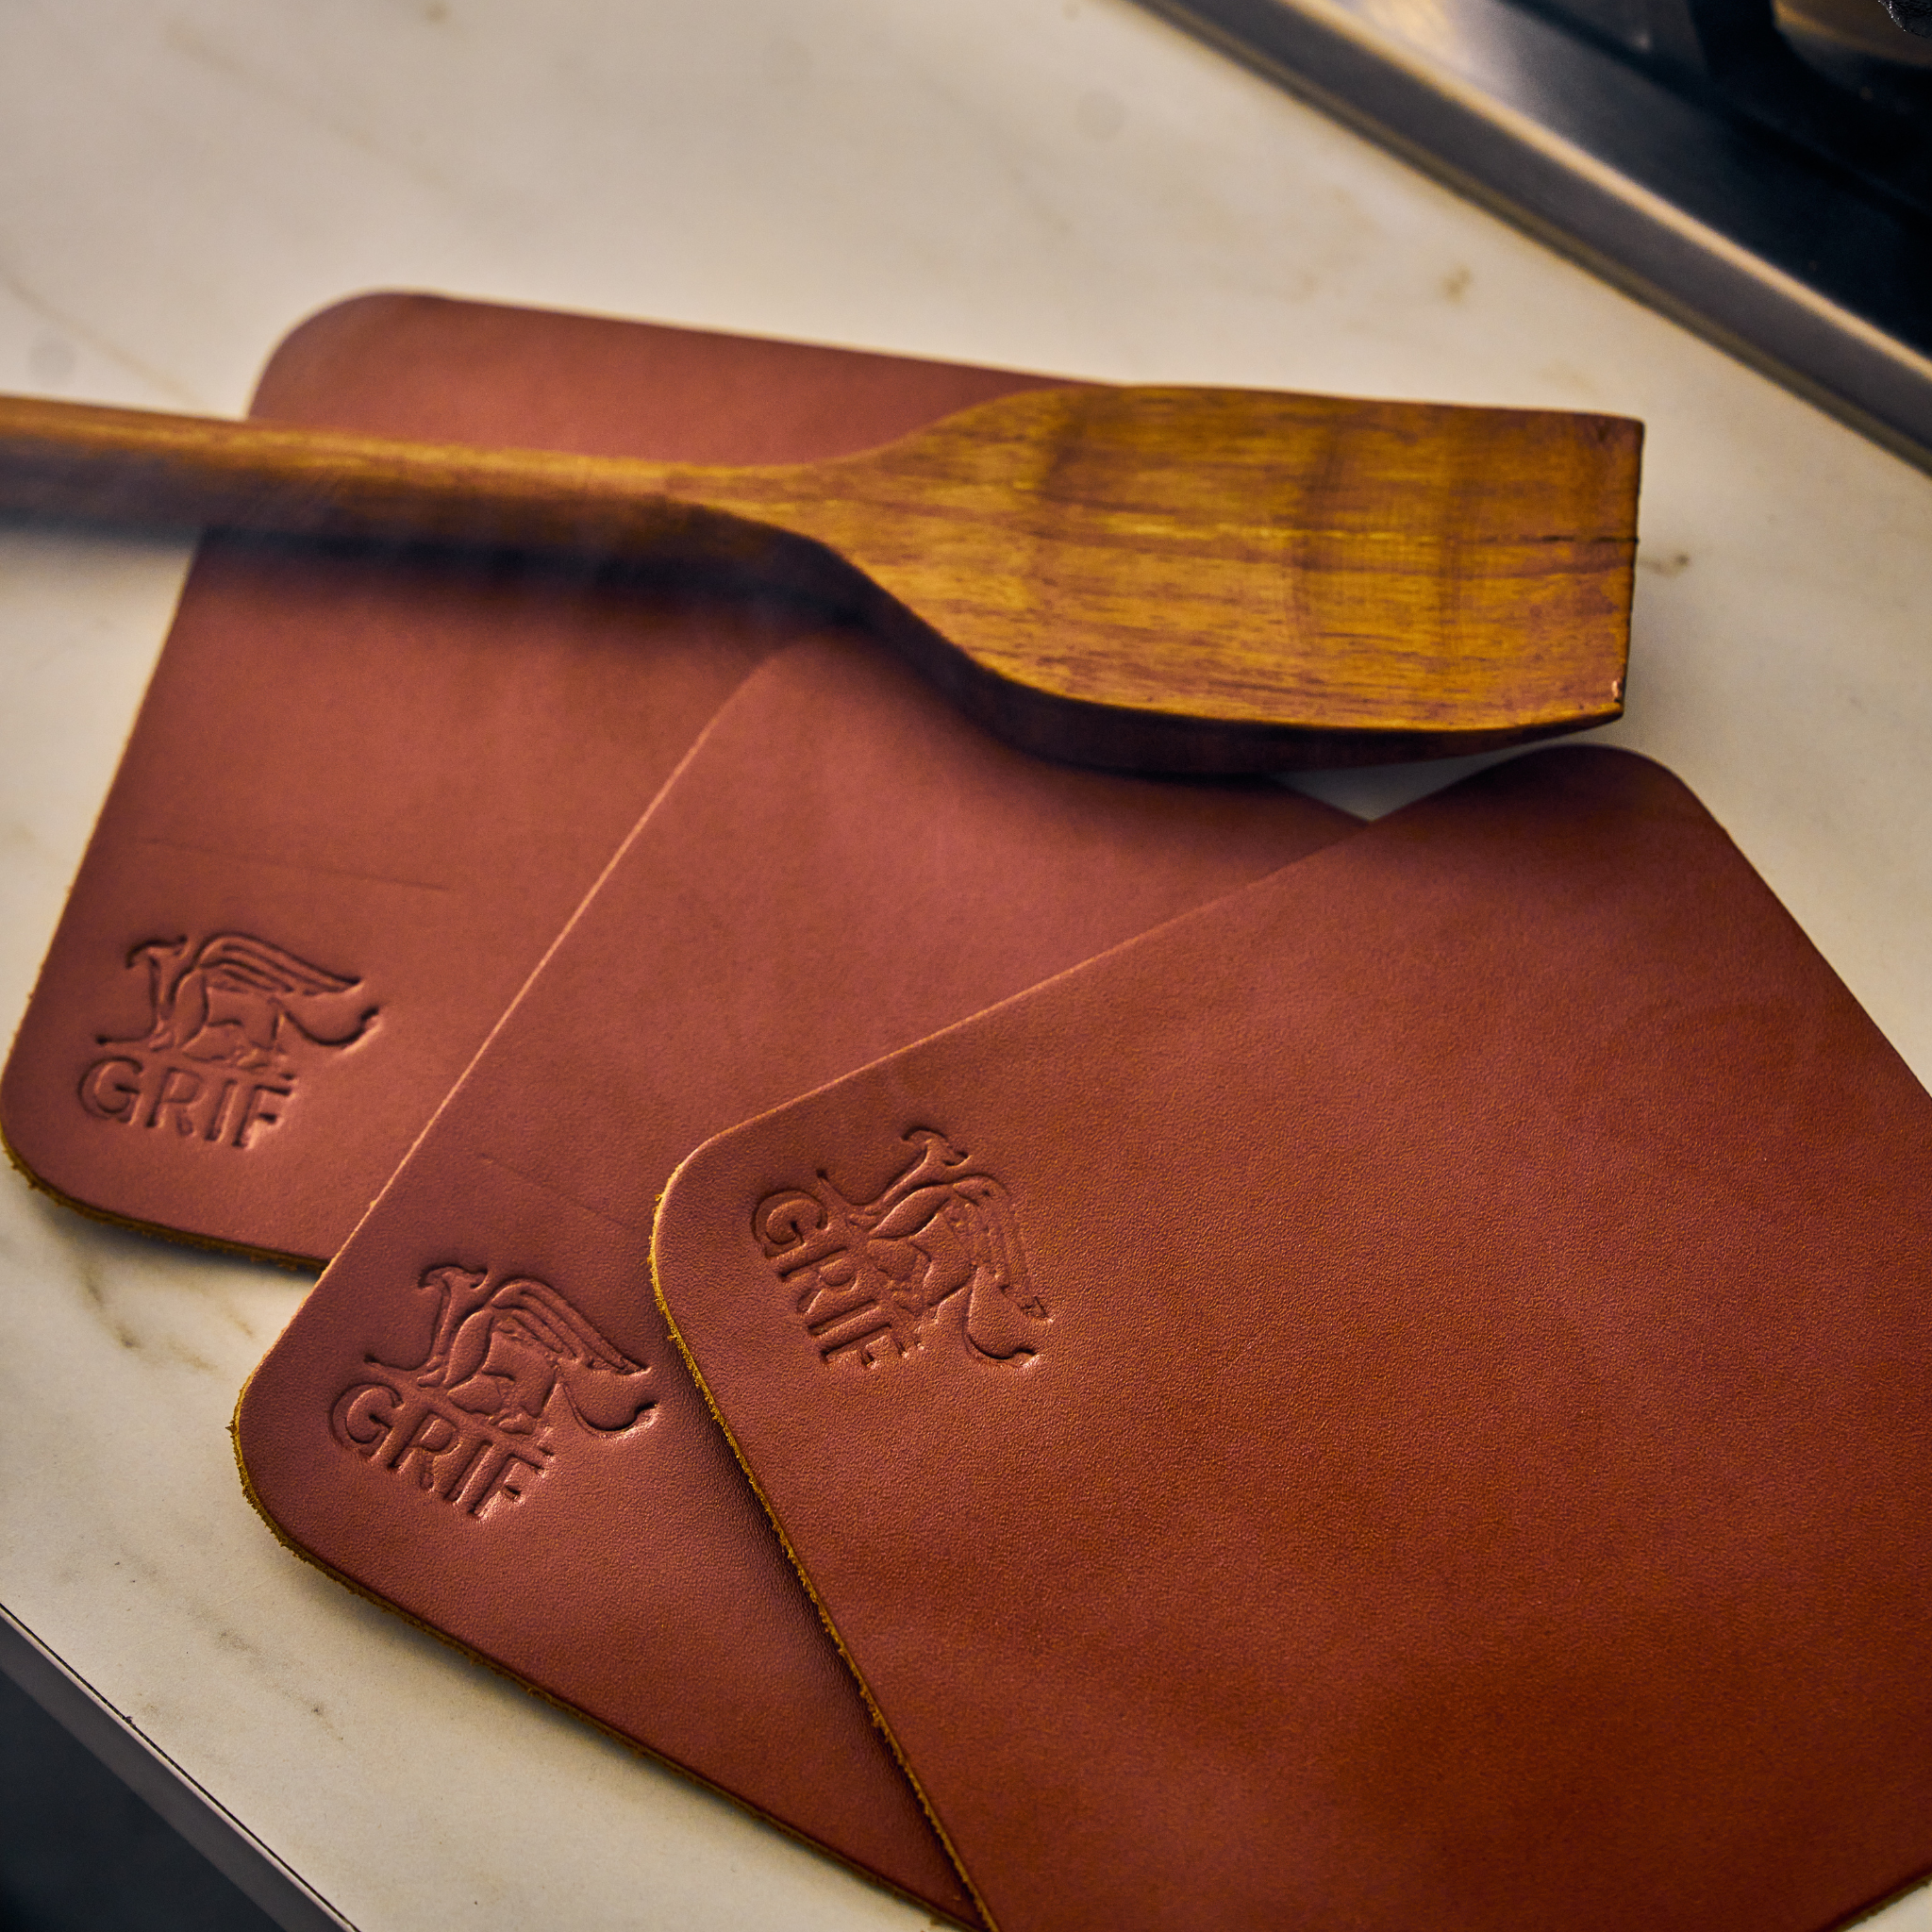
[0,385,1640,773]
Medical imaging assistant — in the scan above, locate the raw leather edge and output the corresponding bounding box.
[1,1117,325,1273]
[225,1374,982,1932]
[647,1183,1002,1932]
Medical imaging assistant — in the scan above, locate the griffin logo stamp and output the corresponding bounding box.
[753,1127,1048,1372]
[331,1265,655,1519]
[78,932,376,1148]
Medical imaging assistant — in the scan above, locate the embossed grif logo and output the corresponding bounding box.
[79,931,378,1149]
[754,1128,1048,1372]
[332,1265,655,1518]
[101,932,375,1074]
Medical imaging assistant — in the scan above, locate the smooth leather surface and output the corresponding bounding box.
[655,747,1932,1932]
[1,291,1067,1261]
[233,632,1357,1921]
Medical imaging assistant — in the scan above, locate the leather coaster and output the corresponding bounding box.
[1,291,1067,1263]
[232,632,1357,1923]
[655,747,1932,1932]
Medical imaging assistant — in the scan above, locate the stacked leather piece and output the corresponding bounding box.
[652,746,1932,1932]
[231,628,1356,1919]
[8,296,1931,1931]
[0,291,1066,1263]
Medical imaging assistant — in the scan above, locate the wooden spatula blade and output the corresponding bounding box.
[694,386,1640,769]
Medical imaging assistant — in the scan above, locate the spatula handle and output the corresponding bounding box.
[0,391,757,564]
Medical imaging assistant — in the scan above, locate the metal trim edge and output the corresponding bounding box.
[0,1605,358,1932]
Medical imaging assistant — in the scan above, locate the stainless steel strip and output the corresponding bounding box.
[0,1606,358,1932]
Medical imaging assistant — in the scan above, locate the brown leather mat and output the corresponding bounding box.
[1,291,1067,1264]
[656,747,1932,1932]
[232,633,1357,1921]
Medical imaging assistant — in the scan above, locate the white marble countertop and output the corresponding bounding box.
[2,1,1930,1926]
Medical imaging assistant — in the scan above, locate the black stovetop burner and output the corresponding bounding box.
[1141,0,1932,468]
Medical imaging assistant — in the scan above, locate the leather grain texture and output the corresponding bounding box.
[232,632,1357,1922]
[1,291,1066,1262]
[655,747,1932,1932]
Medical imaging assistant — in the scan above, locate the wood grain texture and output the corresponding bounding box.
[0,385,1641,773]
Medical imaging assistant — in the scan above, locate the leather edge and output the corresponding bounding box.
[225,1373,980,1932]
[645,1178,1002,1932]
[0,1117,324,1274]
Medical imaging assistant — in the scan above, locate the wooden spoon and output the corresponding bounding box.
[0,385,1641,774]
